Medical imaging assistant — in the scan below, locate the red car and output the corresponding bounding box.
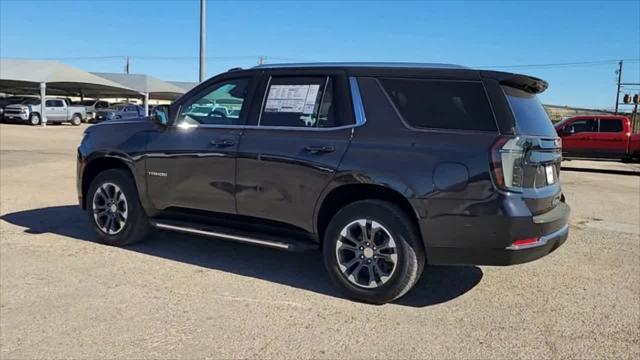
[555,115,640,161]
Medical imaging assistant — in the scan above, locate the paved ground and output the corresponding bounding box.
[562,158,640,175]
[1,123,639,359]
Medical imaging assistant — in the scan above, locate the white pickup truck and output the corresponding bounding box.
[4,98,87,126]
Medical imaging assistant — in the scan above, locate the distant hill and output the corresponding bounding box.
[543,104,618,122]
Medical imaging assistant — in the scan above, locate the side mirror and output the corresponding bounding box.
[151,105,171,126]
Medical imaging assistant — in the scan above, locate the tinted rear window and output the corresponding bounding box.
[503,86,557,137]
[379,78,497,131]
[599,119,623,132]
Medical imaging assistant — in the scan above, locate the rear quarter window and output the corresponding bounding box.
[503,86,557,137]
[379,78,497,132]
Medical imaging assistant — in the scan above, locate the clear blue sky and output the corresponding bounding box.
[1,0,639,109]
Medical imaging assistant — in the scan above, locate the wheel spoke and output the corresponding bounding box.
[335,218,398,289]
[105,216,114,233]
[366,264,377,287]
[374,261,391,282]
[100,185,112,202]
[92,182,128,236]
[341,231,360,245]
[348,263,365,283]
[359,221,368,243]
[339,256,361,273]
[337,240,358,252]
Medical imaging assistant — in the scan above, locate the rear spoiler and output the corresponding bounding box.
[480,71,548,94]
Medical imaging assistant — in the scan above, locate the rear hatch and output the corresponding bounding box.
[492,85,563,215]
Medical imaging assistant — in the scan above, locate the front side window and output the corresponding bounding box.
[259,76,336,128]
[567,119,597,134]
[380,78,497,132]
[599,119,623,133]
[178,78,249,126]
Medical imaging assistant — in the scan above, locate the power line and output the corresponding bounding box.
[476,58,640,69]
[7,56,640,69]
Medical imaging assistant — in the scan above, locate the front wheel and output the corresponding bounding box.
[29,113,41,126]
[86,169,151,246]
[323,200,425,304]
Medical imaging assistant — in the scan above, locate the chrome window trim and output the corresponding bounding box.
[256,76,272,126]
[171,76,367,132]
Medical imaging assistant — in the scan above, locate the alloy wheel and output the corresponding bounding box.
[92,182,128,235]
[335,219,398,288]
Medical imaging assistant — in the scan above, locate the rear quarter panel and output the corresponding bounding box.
[335,77,500,250]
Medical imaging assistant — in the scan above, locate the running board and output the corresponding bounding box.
[150,220,318,252]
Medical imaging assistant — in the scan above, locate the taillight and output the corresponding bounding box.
[490,136,526,192]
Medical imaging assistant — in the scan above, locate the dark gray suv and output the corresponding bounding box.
[77,63,569,304]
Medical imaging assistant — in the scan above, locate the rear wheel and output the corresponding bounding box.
[29,113,40,126]
[71,114,82,126]
[86,169,151,246]
[323,200,425,304]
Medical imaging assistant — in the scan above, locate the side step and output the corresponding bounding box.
[150,219,319,252]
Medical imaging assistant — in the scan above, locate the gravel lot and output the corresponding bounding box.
[1,123,639,359]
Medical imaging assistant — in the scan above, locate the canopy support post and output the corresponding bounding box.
[144,92,149,117]
[39,82,47,127]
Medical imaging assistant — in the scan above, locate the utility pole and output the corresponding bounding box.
[614,60,623,114]
[125,56,130,74]
[199,0,206,82]
[258,56,265,65]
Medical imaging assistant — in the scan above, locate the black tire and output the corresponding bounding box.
[322,200,425,304]
[71,114,82,126]
[86,168,151,246]
[29,113,40,126]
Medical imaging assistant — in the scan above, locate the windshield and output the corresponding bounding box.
[503,86,557,137]
[23,98,41,105]
[110,105,126,111]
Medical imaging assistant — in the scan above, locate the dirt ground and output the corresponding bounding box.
[1,123,638,359]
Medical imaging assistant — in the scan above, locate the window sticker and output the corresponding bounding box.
[265,84,320,114]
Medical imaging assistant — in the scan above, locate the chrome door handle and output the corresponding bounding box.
[210,139,235,147]
[305,145,335,154]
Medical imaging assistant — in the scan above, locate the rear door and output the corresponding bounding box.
[235,71,354,231]
[592,118,627,157]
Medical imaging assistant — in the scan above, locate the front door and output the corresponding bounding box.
[145,76,256,214]
[236,73,354,232]
[560,118,597,156]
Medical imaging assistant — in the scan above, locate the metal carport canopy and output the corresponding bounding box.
[0,59,140,126]
[91,72,187,116]
[0,59,139,97]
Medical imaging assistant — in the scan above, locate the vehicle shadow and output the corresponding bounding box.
[1,205,483,307]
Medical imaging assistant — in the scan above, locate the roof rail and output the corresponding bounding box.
[253,62,469,69]
[227,67,243,72]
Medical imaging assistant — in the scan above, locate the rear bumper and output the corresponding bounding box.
[426,202,570,266]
